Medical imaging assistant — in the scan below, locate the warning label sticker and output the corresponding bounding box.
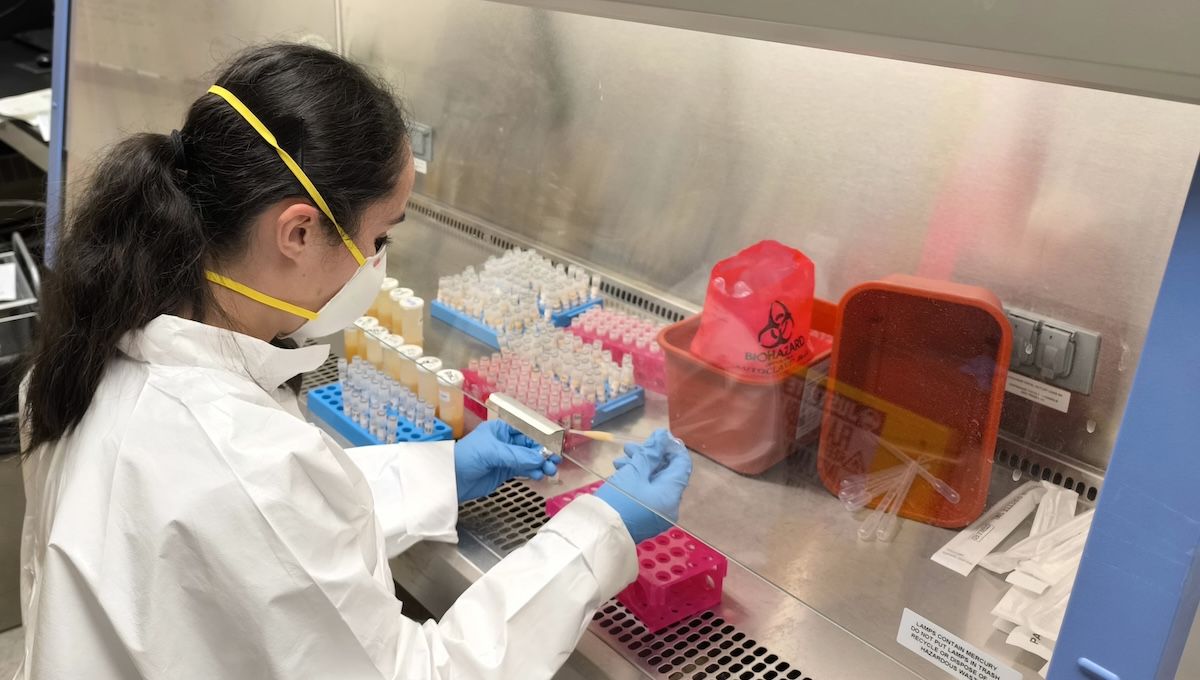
[897,609,1020,680]
[1005,372,1071,413]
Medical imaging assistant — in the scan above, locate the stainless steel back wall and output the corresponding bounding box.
[343,0,1200,471]
[64,0,340,193]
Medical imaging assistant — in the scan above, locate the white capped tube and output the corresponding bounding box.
[397,296,425,346]
[931,481,1047,576]
[416,356,443,406]
[374,278,399,325]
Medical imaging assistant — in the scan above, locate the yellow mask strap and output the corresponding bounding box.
[205,272,318,320]
[206,84,366,266]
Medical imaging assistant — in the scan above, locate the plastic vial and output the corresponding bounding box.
[373,278,399,327]
[386,411,400,444]
[396,296,425,347]
[337,358,348,388]
[381,333,406,381]
[423,404,436,435]
[416,356,444,407]
[405,400,418,424]
[364,326,387,368]
[345,316,379,362]
[391,286,420,333]
[397,344,424,392]
[437,369,466,439]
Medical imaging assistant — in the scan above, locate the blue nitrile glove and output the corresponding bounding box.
[594,429,693,543]
[454,420,561,503]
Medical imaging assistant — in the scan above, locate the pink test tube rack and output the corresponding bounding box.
[462,354,596,429]
[545,482,727,631]
[568,309,667,393]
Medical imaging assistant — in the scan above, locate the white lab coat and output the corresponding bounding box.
[16,315,637,680]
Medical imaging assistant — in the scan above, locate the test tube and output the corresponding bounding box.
[388,287,415,334]
[337,358,348,388]
[422,403,436,434]
[416,356,444,407]
[396,296,425,347]
[397,344,424,392]
[436,369,466,438]
[364,326,388,368]
[345,316,379,361]
[386,411,400,444]
[374,278,398,327]
[381,333,406,381]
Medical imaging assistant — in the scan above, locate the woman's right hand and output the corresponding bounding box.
[593,429,693,543]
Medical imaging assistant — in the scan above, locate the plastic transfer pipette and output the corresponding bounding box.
[569,430,645,445]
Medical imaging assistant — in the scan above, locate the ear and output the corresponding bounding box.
[276,201,323,263]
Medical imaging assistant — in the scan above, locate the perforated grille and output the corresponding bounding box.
[594,605,813,680]
[996,446,1101,502]
[455,481,812,680]
[458,480,549,554]
[300,355,340,396]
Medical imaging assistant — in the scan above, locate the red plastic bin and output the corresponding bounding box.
[545,483,727,631]
[817,276,1012,528]
[656,300,836,475]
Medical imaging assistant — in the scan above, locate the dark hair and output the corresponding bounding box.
[23,43,409,452]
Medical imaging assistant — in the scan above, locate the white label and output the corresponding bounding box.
[0,262,16,301]
[898,609,1021,680]
[1005,372,1071,413]
[413,157,428,174]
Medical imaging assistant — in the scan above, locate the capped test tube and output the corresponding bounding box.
[396,296,425,347]
[381,333,406,381]
[397,344,424,392]
[373,277,398,326]
[344,316,379,361]
[422,404,436,434]
[364,326,389,368]
[388,287,415,334]
[416,356,444,407]
[437,369,466,439]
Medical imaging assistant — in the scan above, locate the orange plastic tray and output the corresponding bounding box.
[817,276,1011,528]
[658,299,836,475]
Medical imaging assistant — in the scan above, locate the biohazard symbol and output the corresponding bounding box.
[758,300,795,349]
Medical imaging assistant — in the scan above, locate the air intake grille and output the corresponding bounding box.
[456,482,813,680]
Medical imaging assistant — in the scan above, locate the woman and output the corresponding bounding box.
[18,44,691,679]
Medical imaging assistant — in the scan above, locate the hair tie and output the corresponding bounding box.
[169,129,188,172]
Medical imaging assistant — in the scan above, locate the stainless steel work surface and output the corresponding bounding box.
[339,210,1060,678]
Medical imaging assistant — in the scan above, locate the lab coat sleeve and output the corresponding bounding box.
[167,400,638,680]
[343,442,459,557]
[408,494,639,678]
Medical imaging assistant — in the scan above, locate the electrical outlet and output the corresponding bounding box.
[410,122,433,163]
[1005,308,1101,395]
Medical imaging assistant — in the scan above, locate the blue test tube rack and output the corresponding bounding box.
[307,383,453,447]
[431,297,604,350]
[592,386,646,426]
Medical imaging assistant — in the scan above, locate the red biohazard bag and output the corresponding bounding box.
[690,240,815,378]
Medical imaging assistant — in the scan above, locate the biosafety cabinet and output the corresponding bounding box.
[49,1,1200,678]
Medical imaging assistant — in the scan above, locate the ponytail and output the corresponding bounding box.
[23,132,208,452]
[23,43,408,453]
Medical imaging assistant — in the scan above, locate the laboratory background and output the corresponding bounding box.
[1,1,1199,679]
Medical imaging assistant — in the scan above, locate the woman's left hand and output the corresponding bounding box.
[454,420,561,503]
